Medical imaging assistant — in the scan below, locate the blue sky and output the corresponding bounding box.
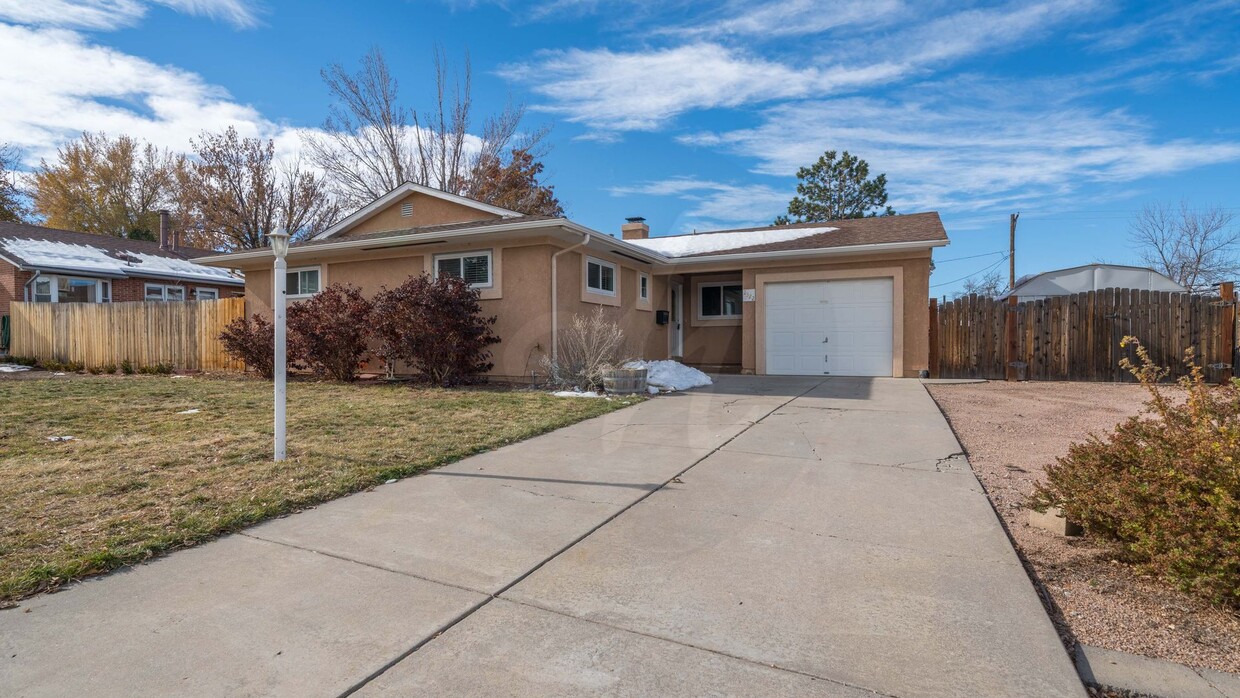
[1,0,1238,295]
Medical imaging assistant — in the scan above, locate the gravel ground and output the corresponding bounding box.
[926,380,1240,675]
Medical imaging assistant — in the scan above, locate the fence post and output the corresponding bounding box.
[928,298,939,379]
[1005,295,1019,381]
[1221,281,1235,384]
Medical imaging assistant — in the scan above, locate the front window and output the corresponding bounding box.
[586,257,616,296]
[286,267,321,297]
[434,251,492,288]
[195,288,219,301]
[700,282,742,319]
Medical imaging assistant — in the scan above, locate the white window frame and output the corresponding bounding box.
[585,256,617,297]
[165,285,186,302]
[638,272,650,302]
[144,283,168,301]
[286,266,322,299]
[194,287,219,301]
[698,281,743,320]
[31,275,108,303]
[433,250,493,289]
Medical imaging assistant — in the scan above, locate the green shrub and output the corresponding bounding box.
[120,359,135,375]
[6,356,37,366]
[137,362,173,375]
[1032,337,1240,609]
[88,366,104,375]
[101,363,117,374]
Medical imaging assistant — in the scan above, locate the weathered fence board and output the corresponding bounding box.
[934,287,1237,381]
[8,298,245,371]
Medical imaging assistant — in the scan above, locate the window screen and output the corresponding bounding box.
[287,268,320,296]
[587,259,615,294]
[700,284,742,318]
[436,252,491,287]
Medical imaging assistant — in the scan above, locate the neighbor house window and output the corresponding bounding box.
[586,257,616,296]
[434,250,492,288]
[286,266,321,298]
[144,283,187,301]
[30,276,109,303]
[194,287,219,301]
[639,273,650,302]
[699,282,743,319]
[33,278,52,303]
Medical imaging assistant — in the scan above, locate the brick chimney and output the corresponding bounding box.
[621,216,649,240]
[158,209,171,250]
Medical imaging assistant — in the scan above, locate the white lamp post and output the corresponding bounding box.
[268,228,290,461]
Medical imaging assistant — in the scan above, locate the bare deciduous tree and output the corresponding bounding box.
[1130,202,1239,292]
[302,47,547,210]
[179,127,339,250]
[30,132,181,238]
[957,269,1005,299]
[0,143,29,223]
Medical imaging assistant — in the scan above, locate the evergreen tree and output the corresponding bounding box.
[775,150,894,224]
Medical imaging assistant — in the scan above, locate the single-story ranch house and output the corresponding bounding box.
[0,219,244,316]
[200,183,949,379]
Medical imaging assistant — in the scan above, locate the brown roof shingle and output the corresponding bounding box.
[653,212,948,258]
[294,215,556,248]
[0,220,220,261]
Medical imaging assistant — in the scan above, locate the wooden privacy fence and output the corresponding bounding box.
[8,298,246,371]
[930,285,1238,382]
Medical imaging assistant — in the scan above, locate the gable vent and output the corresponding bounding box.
[400,202,413,217]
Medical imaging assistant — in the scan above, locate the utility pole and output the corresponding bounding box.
[1009,212,1019,290]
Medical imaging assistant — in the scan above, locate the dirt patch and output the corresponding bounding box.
[927,380,1240,674]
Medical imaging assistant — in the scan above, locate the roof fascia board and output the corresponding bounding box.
[312,183,523,241]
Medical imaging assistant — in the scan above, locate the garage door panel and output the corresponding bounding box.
[764,279,893,377]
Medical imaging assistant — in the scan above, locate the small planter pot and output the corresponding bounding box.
[602,367,648,395]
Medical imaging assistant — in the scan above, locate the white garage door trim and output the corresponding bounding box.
[755,267,904,377]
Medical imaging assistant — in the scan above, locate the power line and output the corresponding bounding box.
[931,254,1009,288]
[935,250,1006,263]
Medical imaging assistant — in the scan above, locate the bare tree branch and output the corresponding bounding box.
[1130,201,1239,292]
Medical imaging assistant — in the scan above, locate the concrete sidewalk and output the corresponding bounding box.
[1,376,1085,697]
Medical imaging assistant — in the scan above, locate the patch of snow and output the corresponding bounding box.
[0,237,241,284]
[647,385,660,395]
[176,408,200,414]
[627,227,835,258]
[626,360,713,391]
[52,372,66,376]
[552,390,606,398]
[0,364,31,373]
[47,435,75,442]
[171,375,189,379]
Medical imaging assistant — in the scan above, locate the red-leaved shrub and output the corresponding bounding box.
[287,283,373,381]
[218,314,275,379]
[1032,337,1240,608]
[371,274,500,385]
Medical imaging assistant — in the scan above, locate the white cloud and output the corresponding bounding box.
[0,24,279,164]
[662,0,905,40]
[609,176,790,230]
[0,0,260,30]
[680,88,1240,213]
[500,43,901,133]
[502,0,1100,135]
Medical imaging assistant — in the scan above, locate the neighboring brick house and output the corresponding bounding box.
[0,221,243,317]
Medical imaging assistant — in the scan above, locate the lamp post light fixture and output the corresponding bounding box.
[268,227,290,461]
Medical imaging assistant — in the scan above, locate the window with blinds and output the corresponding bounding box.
[434,251,493,288]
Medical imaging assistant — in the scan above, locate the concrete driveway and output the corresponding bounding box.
[1,376,1084,697]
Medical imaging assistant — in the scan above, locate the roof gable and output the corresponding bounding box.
[313,183,524,240]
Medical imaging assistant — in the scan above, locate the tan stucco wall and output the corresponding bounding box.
[340,192,501,237]
[553,247,667,365]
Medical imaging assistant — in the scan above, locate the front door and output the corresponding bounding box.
[670,282,684,358]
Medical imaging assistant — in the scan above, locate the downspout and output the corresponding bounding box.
[23,270,41,301]
[550,232,591,363]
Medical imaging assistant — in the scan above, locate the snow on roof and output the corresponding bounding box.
[626,226,836,258]
[0,237,242,284]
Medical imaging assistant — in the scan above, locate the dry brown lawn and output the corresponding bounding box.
[0,374,637,602]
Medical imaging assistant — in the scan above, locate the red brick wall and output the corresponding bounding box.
[0,261,31,316]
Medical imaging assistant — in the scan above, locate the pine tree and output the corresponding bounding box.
[774,150,894,225]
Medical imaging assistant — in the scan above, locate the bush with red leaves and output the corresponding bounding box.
[218,314,275,379]
[372,273,500,385]
[287,283,374,382]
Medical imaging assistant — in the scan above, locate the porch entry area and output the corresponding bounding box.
[763,278,894,377]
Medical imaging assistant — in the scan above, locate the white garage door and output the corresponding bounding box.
[764,278,893,376]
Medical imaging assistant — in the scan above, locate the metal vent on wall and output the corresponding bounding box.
[400,202,413,217]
